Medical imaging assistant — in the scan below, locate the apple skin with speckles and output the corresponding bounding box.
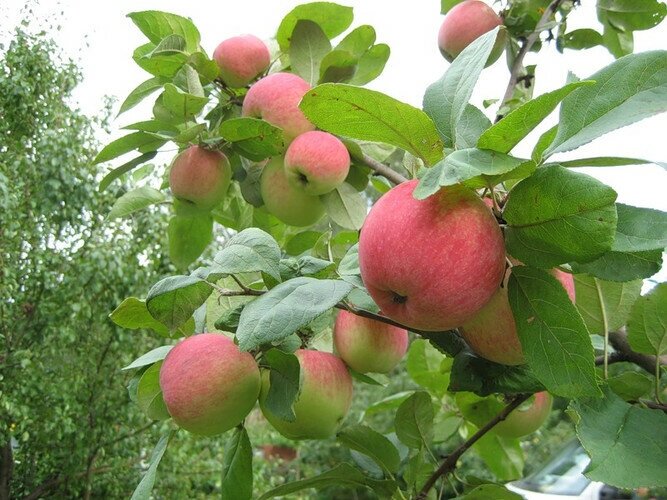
[358,180,506,331]
[259,349,353,440]
[213,34,270,88]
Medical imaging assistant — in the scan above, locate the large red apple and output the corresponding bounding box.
[333,310,408,373]
[358,180,506,331]
[213,34,270,88]
[169,145,231,211]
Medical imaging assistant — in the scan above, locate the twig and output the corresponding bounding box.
[360,153,408,185]
[607,330,666,375]
[416,394,532,499]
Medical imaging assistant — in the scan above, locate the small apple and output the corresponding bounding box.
[260,157,325,226]
[333,310,408,374]
[259,349,353,440]
[358,180,506,331]
[169,145,231,211]
[284,131,351,195]
[159,333,261,436]
[213,34,270,88]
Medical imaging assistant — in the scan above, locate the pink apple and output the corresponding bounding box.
[358,180,506,331]
[242,72,316,142]
[159,333,261,436]
[284,131,351,195]
[333,310,409,373]
[169,145,231,211]
[213,34,270,88]
[495,391,553,438]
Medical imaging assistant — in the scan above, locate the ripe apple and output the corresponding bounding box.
[242,72,316,142]
[333,310,408,373]
[259,349,353,440]
[260,157,325,226]
[284,131,351,195]
[159,333,260,436]
[438,0,506,66]
[213,34,270,88]
[169,145,231,211]
[358,180,506,331]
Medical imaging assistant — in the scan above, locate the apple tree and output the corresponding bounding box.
[95,1,667,498]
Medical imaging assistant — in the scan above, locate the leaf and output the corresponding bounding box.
[285,231,323,256]
[456,484,522,500]
[133,43,187,78]
[147,34,188,58]
[300,83,444,165]
[508,266,600,399]
[441,0,466,13]
[110,297,170,337]
[262,349,301,422]
[213,228,282,281]
[136,362,170,420]
[455,104,492,149]
[146,275,213,333]
[321,183,366,230]
[607,371,653,400]
[173,63,204,97]
[363,391,414,417]
[561,29,604,50]
[472,429,524,481]
[627,283,667,357]
[423,28,499,148]
[597,0,667,32]
[406,339,451,397]
[545,51,667,155]
[557,156,666,168]
[571,387,667,488]
[477,81,594,154]
[236,278,352,351]
[611,204,667,252]
[118,77,166,116]
[219,118,285,161]
[531,126,557,163]
[122,346,173,371]
[318,50,357,84]
[276,2,354,51]
[573,275,642,335]
[221,427,253,500]
[571,249,662,282]
[288,20,331,86]
[161,83,208,120]
[504,165,618,268]
[130,431,173,500]
[98,152,158,191]
[348,43,390,86]
[335,25,375,56]
[168,213,213,270]
[94,132,164,164]
[128,11,201,52]
[394,391,434,449]
[108,186,165,219]
[337,424,401,474]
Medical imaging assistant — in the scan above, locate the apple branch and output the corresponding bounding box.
[359,153,409,185]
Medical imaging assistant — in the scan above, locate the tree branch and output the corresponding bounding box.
[416,394,532,499]
[359,153,408,185]
[607,329,666,375]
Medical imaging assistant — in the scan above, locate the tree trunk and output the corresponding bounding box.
[0,442,13,500]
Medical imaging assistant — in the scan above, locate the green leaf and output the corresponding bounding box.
[571,249,662,281]
[128,11,201,52]
[130,431,173,500]
[285,231,323,256]
[337,424,401,474]
[456,484,522,500]
[289,20,331,86]
[504,165,618,268]
[321,183,366,230]
[573,275,642,335]
[133,42,188,78]
[531,126,557,163]
[94,132,164,164]
[627,283,667,357]
[561,29,604,51]
[598,0,667,32]
[363,391,414,417]
[455,105,492,149]
[168,213,213,270]
[335,25,375,56]
[213,228,282,281]
[122,346,173,371]
[477,81,593,154]
[136,362,170,420]
[300,83,444,165]
[601,21,634,58]
[173,63,204,97]
[146,275,213,332]
[219,118,285,161]
[236,278,352,351]
[571,387,667,488]
[348,43,390,86]
[161,83,208,120]
[147,34,188,57]
[262,349,301,422]
[441,0,466,13]
[276,2,354,51]
[394,391,434,449]
[318,50,357,84]
[545,51,667,155]
[221,427,253,500]
[108,186,165,220]
[98,153,159,191]
[423,28,499,148]
[556,156,666,168]
[109,297,170,337]
[472,428,524,481]
[611,204,667,252]
[508,266,600,398]
[122,120,179,134]
[118,77,166,116]
[406,339,451,397]
[607,371,653,400]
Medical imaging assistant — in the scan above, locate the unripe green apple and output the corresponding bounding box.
[438,0,506,66]
[159,333,260,436]
[213,34,270,88]
[260,157,325,226]
[259,349,353,440]
[358,180,506,331]
[242,72,315,142]
[333,310,408,373]
[169,145,231,211]
[284,131,351,195]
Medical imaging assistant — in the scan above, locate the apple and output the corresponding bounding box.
[333,310,408,373]
[438,0,506,66]
[358,180,506,331]
[169,145,231,211]
[284,131,351,195]
[259,349,353,439]
[242,72,316,142]
[159,333,260,436]
[213,34,270,88]
[260,157,325,226]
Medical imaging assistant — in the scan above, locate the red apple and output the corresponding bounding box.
[213,34,270,88]
[169,145,231,211]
